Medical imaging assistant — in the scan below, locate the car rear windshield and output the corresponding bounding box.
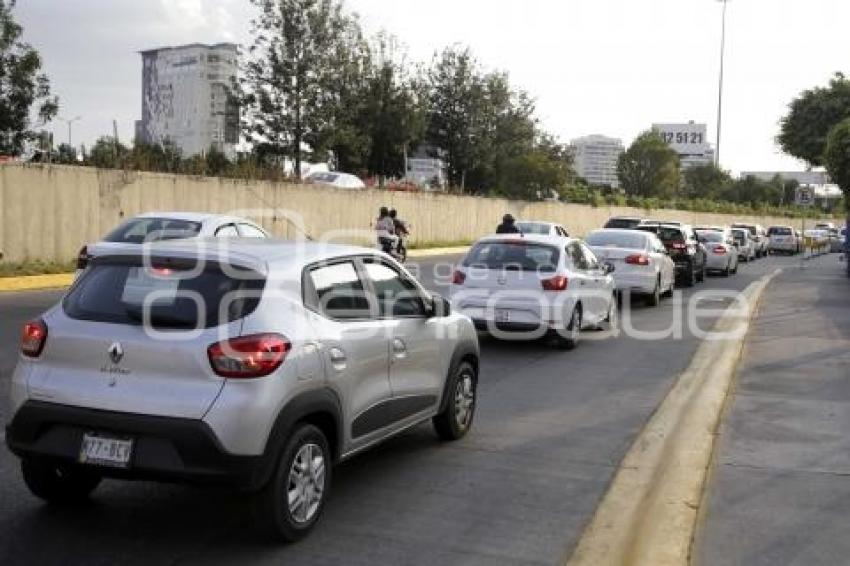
[733,224,757,236]
[604,218,641,229]
[103,218,202,243]
[586,231,647,249]
[463,241,560,272]
[516,222,550,235]
[63,260,265,329]
[637,226,684,242]
[768,227,792,236]
[696,231,724,243]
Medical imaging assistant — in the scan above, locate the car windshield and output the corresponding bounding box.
[586,231,647,249]
[697,231,724,243]
[768,227,792,236]
[63,260,265,329]
[516,222,551,235]
[103,218,202,243]
[637,226,683,242]
[732,230,747,242]
[463,241,560,272]
[733,225,757,236]
[604,218,642,229]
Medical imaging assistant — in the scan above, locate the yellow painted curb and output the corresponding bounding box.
[566,269,782,566]
[0,273,75,292]
[407,246,469,258]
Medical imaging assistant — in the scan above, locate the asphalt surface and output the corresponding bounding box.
[0,254,793,565]
[695,254,850,566]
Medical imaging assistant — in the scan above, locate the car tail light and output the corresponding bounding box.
[625,254,650,266]
[712,245,727,255]
[76,245,89,270]
[21,319,48,358]
[208,333,290,378]
[452,270,466,285]
[541,275,569,291]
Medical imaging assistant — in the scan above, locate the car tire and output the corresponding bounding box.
[697,264,706,283]
[683,263,696,287]
[433,361,477,441]
[646,278,661,307]
[722,261,731,277]
[21,459,102,505]
[252,424,331,542]
[556,306,582,350]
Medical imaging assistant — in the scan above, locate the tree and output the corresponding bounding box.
[617,131,681,198]
[494,143,572,201]
[56,143,76,164]
[0,0,58,155]
[824,118,850,211]
[682,163,731,199]
[243,0,356,179]
[779,73,850,166]
[87,136,128,169]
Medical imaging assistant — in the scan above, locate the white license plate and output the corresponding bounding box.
[79,433,133,468]
[495,309,512,323]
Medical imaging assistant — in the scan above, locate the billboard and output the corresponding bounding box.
[652,123,709,155]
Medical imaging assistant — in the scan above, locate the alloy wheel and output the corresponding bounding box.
[287,443,326,524]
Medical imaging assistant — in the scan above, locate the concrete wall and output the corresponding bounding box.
[0,163,812,264]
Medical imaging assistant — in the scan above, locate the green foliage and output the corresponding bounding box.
[779,73,850,166]
[682,163,731,199]
[825,118,850,210]
[0,0,58,155]
[56,143,77,164]
[617,131,681,198]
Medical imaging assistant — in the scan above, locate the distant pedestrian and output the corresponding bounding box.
[496,213,520,234]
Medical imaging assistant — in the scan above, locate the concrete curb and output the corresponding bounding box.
[566,268,782,566]
[0,273,75,293]
[0,247,469,293]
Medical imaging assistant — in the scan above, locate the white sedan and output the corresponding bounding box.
[76,212,269,273]
[515,220,570,237]
[450,234,616,349]
[697,229,739,276]
[586,229,675,307]
[306,171,366,190]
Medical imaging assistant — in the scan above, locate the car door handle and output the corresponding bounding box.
[391,338,407,360]
[329,347,347,371]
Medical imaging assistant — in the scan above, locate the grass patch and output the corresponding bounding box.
[408,239,474,250]
[0,260,76,278]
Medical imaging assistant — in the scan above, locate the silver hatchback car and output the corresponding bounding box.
[6,239,479,541]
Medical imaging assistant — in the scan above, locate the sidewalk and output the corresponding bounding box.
[695,255,850,565]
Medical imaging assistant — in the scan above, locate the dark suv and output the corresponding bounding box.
[637,223,707,286]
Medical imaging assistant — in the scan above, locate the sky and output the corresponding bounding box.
[13,0,850,174]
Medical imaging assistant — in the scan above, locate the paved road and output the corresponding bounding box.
[0,254,792,565]
[695,255,850,566]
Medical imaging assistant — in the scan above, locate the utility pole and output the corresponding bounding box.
[58,115,82,148]
[715,0,730,167]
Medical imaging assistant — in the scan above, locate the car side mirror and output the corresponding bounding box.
[603,261,616,274]
[426,293,451,318]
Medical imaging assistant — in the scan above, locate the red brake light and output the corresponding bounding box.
[541,275,569,291]
[21,319,48,358]
[76,246,89,270]
[712,245,727,255]
[452,270,466,285]
[625,254,650,266]
[208,333,290,378]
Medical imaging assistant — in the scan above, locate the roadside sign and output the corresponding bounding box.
[795,186,815,207]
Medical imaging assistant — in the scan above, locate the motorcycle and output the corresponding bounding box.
[376,230,407,263]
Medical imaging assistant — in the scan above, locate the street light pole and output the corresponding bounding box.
[59,115,82,148]
[715,0,729,167]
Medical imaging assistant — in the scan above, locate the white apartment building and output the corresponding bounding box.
[135,43,239,158]
[570,135,624,188]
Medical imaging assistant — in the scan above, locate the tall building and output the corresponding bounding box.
[135,43,239,158]
[652,122,715,169]
[570,135,624,188]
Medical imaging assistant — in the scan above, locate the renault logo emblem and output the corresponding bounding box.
[108,342,124,365]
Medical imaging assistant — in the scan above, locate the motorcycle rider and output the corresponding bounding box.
[389,209,409,258]
[375,207,396,255]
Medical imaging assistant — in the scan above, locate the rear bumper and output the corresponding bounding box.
[705,254,731,270]
[5,401,270,490]
[612,272,657,295]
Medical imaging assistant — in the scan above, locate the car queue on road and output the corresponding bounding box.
[0,209,802,543]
